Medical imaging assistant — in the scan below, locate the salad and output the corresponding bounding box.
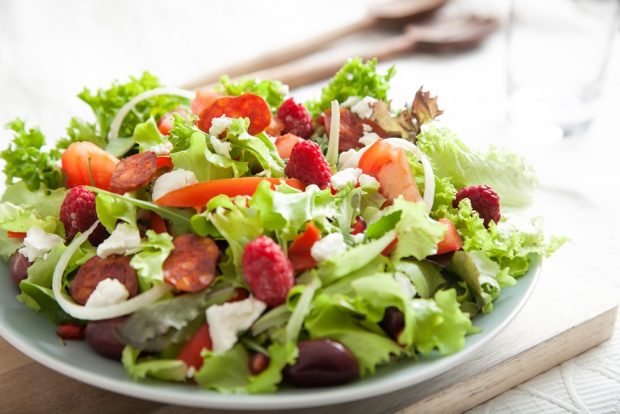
[0,58,563,393]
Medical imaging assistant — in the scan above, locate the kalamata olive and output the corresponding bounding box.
[84,316,128,360]
[249,352,270,375]
[284,339,359,387]
[380,306,404,341]
[9,252,31,289]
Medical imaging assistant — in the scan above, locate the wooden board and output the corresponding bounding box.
[1,250,617,414]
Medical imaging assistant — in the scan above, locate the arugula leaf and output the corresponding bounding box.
[130,230,174,291]
[306,58,395,117]
[1,119,62,191]
[216,76,288,111]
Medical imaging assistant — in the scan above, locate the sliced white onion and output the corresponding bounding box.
[383,138,435,212]
[107,87,195,141]
[325,100,341,166]
[52,222,172,320]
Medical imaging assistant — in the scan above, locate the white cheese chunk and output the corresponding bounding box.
[358,173,379,189]
[96,223,141,259]
[206,296,267,353]
[359,131,381,147]
[18,226,64,262]
[209,135,232,158]
[330,168,362,190]
[341,96,361,108]
[209,115,232,136]
[149,141,173,155]
[350,96,377,119]
[310,232,347,262]
[85,278,130,307]
[152,169,198,201]
[338,149,362,170]
[395,273,417,298]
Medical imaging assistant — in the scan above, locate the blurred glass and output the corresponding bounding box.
[506,0,618,140]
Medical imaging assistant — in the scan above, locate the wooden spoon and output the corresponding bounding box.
[181,0,447,89]
[244,15,500,89]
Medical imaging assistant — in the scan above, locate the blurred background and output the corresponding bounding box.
[1,0,619,412]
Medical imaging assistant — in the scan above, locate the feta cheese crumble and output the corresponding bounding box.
[350,96,377,119]
[18,226,64,262]
[85,278,130,307]
[338,149,363,170]
[152,169,198,201]
[149,141,173,155]
[206,296,267,353]
[209,135,232,158]
[209,115,232,136]
[96,223,141,259]
[330,168,362,190]
[310,232,347,262]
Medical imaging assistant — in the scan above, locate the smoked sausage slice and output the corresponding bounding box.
[109,151,158,194]
[163,234,219,292]
[70,255,138,305]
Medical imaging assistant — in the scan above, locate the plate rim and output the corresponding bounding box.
[0,257,541,410]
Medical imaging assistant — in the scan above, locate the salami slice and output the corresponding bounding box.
[163,234,219,292]
[109,151,158,194]
[197,93,271,135]
[70,255,138,305]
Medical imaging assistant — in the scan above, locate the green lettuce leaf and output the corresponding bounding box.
[417,125,538,207]
[130,230,174,291]
[0,231,22,260]
[133,118,168,152]
[395,260,446,298]
[17,281,79,325]
[0,202,60,233]
[216,76,287,111]
[306,58,395,117]
[247,342,298,393]
[122,346,187,382]
[56,117,106,150]
[386,198,446,261]
[411,289,473,355]
[305,293,404,376]
[225,119,284,177]
[1,181,66,218]
[1,119,62,191]
[95,192,137,232]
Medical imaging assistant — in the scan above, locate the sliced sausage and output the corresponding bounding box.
[70,255,138,305]
[85,316,128,360]
[163,234,219,292]
[109,151,158,194]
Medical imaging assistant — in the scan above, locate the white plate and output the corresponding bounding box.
[0,256,540,410]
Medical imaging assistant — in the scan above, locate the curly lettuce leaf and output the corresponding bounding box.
[386,198,446,261]
[417,125,538,207]
[216,76,288,111]
[1,181,66,219]
[95,192,137,232]
[395,260,446,299]
[130,230,174,291]
[1,119,62,191]
[133,118,168,152]
[0,202,60,234]
[0,231,22,260]
[306,58,395,117]
[79,72,187,141]
[56,117,106,150]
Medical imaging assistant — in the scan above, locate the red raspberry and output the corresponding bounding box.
[276,98,314,139]
[242,236,294,307]
[285,140,332,189]
[453,185,501,226]
[60,186,108,246]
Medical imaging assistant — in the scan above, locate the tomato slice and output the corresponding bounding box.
[288,222,321,272]
[358,140,422,203]
[156,155,173,170]
[155,177,305,211]
[197,94,271,135]
[61,142,119,190]
[177,323,212,370]
[7,231,26,239]
[435,218,463,255]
